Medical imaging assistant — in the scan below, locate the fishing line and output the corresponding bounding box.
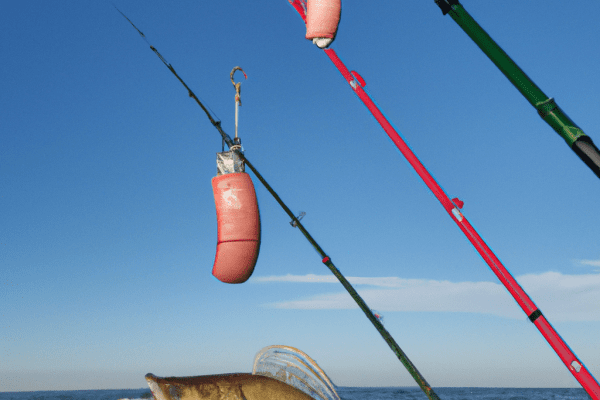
[113,5,228,144]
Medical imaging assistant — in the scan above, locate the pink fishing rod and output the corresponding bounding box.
[289,1,600,397]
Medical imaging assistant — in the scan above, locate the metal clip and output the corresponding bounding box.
[230,66,247,140]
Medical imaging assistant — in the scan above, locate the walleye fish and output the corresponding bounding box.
[145,372,315,400]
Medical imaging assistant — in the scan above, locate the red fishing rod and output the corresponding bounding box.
[289,1,600,398]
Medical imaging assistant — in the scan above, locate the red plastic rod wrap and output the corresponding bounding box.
[211,172,261,284]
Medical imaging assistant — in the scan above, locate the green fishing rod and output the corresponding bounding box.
[243,157,441,400]
[435,0,600,180]
[115,8,441,400]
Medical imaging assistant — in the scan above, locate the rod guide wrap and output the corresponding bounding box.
[434,0,460,15]
[528,309,543,323]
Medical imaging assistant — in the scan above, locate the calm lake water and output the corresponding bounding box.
[0,387,591,400]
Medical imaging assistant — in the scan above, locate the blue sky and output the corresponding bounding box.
[2,0,600,392]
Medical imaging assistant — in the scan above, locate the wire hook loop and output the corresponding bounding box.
[230,66,247,106]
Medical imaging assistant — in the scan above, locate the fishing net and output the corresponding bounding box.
[252,345,340,400]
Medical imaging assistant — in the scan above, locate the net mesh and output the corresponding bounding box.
[252,345,340,400]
